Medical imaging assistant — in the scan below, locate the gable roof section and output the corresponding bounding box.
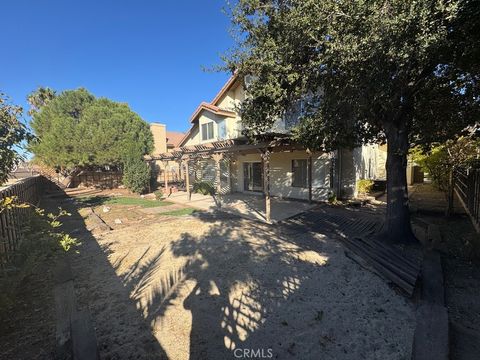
[210,73,240,106]
[179,74,241,147]
[189,102,236,124]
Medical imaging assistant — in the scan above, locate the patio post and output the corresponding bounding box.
[177,159,182,182]
[261,149,272,223]
[212,153,223,195]
[307,149,313,204]
[163,161,169,195]
[183,158,191,201]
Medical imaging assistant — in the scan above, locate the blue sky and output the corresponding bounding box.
[0,0,234,133]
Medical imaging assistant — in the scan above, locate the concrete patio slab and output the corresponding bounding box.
[164,191,317,223]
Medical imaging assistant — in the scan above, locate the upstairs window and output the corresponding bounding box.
[201,122,214,141]
[292,159,308,188]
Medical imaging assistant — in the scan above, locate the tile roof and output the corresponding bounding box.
[166,131,184,148]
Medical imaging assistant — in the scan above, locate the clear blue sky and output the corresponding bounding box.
[0,0,234,133]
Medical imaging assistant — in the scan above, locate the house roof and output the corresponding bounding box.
[210,73,240,106]
[188,102,236,124]
[179,74,241,147]
[166,131,184,148]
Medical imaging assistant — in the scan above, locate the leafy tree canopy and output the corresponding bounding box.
[225,0,479,149]
[411,136,480,193]
[29,88,153,171]
[0,93,31,184]
[27,87,56,116]
[224,0,480,242]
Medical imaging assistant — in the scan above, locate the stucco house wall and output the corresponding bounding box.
[231,151,331,201]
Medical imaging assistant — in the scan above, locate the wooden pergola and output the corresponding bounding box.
[147,138,312,223]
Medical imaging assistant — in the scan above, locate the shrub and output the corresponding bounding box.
[357,179,374,195]
[154,190,165,200]
[0,206,79,311]
[327,191,338,204]
[192,181,215,195]
[123,156,151,194]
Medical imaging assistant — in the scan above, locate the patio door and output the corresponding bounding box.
[243,162,263,192]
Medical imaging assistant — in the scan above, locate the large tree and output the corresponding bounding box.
[224,0,480,243]
[29,88,153,174]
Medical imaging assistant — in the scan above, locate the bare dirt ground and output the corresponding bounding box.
[65,198,415,360]
[0,189,416,360]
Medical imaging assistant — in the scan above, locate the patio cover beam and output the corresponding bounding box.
[150,140,305,162]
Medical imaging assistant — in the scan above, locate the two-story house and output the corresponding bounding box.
[153,74,386,220]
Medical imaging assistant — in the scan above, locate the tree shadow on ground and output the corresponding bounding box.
[128,210,413,360]
[48,185,414,360]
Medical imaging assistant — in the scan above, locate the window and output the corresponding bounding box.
[201,122,214,141]
[292,159,308,188]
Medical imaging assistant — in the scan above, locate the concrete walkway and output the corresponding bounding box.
[164,191,316,223]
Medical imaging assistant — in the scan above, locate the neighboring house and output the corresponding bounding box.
[150,123,184,183]
[153,74,386,218]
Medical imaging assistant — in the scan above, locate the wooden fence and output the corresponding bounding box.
[454,165,480,232]
[0,175,50,268]
[70,171,123,189]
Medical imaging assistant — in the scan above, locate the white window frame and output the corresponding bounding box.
[292,159,309,188]
[201,122,215,141]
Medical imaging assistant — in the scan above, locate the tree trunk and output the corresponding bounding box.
[384,122,418,244]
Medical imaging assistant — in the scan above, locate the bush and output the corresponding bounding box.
[0,205,79,311]
[357,179,374,195]
[123,157,151,194]
[327,191,338,204]
[154,190,165,200]
[192,181,215,195]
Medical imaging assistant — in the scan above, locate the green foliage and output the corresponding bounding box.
[225,0,480,151]
[77,195,172,208]
[59,234,78,252]
[0,196,30,213]
[0,93,32,185]
[26,87,56,116]
[192,181,215,195]
[29,88,153,173]
[0,206,79,311]
[154,190,165,200]
[161,208,196,216]
[122,156,152,194]
[224,0,480,239]
[411,137,480,192]
[327,191,338,204]
[357,179,374,195]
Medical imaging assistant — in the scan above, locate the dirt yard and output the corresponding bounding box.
[61,194,415,360]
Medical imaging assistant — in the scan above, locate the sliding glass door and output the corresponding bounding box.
[243,162,263,192]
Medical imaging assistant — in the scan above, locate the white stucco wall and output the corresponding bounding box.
[183,126,200,146]
[232,150,332,201]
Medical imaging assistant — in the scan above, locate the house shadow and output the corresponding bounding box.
[41,185,169,359]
